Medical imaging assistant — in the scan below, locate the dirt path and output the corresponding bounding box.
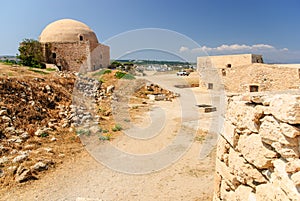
[1,73,217,201]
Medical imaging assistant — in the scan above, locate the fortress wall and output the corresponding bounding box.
[214,93,300,200]
[223,64,300,93]
[197,54,263,69]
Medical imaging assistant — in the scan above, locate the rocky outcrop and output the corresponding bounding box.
[214,93,300,201]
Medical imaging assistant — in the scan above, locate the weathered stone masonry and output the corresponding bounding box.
[214,92,300,201]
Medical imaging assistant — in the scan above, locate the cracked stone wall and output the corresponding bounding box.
[214,93,300,201]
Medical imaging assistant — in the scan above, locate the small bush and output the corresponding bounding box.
[40,133,49,138]
[115,71,126,79]
[28,68,49,75]
[93,69,112,76]
[46,68,57,72]
[112,124,122,132]
[99,133,112,141]
[76,129,91,136]
[115,71,135,80]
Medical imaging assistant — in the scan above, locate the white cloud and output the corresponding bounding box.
[179,46,189,53]
[181,43,278,54]
[178,44,299,63]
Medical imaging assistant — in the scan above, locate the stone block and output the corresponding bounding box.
[256,183,290,201]
[271,159,300,200]
[286,159,300,173]
[228,147,267,187]
[237,133,277,169]
[269,94,300,124]
[220,120,238,147]
[259,116,299,159]
[234,185,254,201]
[226,100,258,132]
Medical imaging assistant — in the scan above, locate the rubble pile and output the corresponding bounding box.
[134,83,179,101]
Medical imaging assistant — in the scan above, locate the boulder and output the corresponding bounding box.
[15,166,37,183]
[286,159,300,173]
[227,147,266,187]
[279,123,300,138]
[237,134,277,169]
[226,100,258,132]
[256,183,289,201]
[269,94,300,124]
[234,185,255,201]
[259,116,299,159]
[31,162,48,171]
[220,121,238,148]
[271,159,300,200]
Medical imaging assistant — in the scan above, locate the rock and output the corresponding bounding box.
[45,85,51,92]
[15,166,37,183]
[2,116,11,123]
[215,159,240,190]
[269,94,300,124]
[106,85,115,93]
[12,153,28,163]
[44,147,54,153]
[220,120,238,148]
[286,159,300,173]
[0,169,4,178]
[0,110,8,116]
[279,123,300,138]
[35,127,52,137]
[256,183,290,201]
[220,180,235,200]
[50,137,57,142]
[227,147,266,187]
[216,136,230,162]
[0,156,9,166]
[226,100,258,132]
[214,172,222,198]
[237,134,277,169]
[234,185,254,201]
[291,171,300,187]
[271,159,300,200]
[5,127,15,134]
[259,116,299,159]
[20,132,30,140]
[31,162,48,171]
[7,166,17,175]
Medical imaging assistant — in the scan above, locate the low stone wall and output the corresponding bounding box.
[214,92,300,200]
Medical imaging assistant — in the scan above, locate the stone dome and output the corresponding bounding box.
[39,19,99,44]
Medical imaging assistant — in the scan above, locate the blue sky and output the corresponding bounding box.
[0,0,299,63]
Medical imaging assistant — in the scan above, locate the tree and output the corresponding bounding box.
[108,61,123,69]
[18,39,45,68]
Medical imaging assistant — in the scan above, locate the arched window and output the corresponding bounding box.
[79,35,83,41]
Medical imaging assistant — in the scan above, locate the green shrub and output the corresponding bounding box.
[28,68,49,75]
[76,129,91,136]
[93,69,112,76]
[112,124,122,132]
[115,71,135,80]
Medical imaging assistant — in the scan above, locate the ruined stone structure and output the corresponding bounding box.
[197,54,300,93]
[214,92,300,200]
[197,54,263,69]
[39,19,110,72]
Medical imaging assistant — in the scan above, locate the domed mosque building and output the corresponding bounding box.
[39,19,110,71]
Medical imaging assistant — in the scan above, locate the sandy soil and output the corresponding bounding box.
[0,70,217,201]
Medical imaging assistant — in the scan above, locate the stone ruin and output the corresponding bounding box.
[214,93,300,200]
